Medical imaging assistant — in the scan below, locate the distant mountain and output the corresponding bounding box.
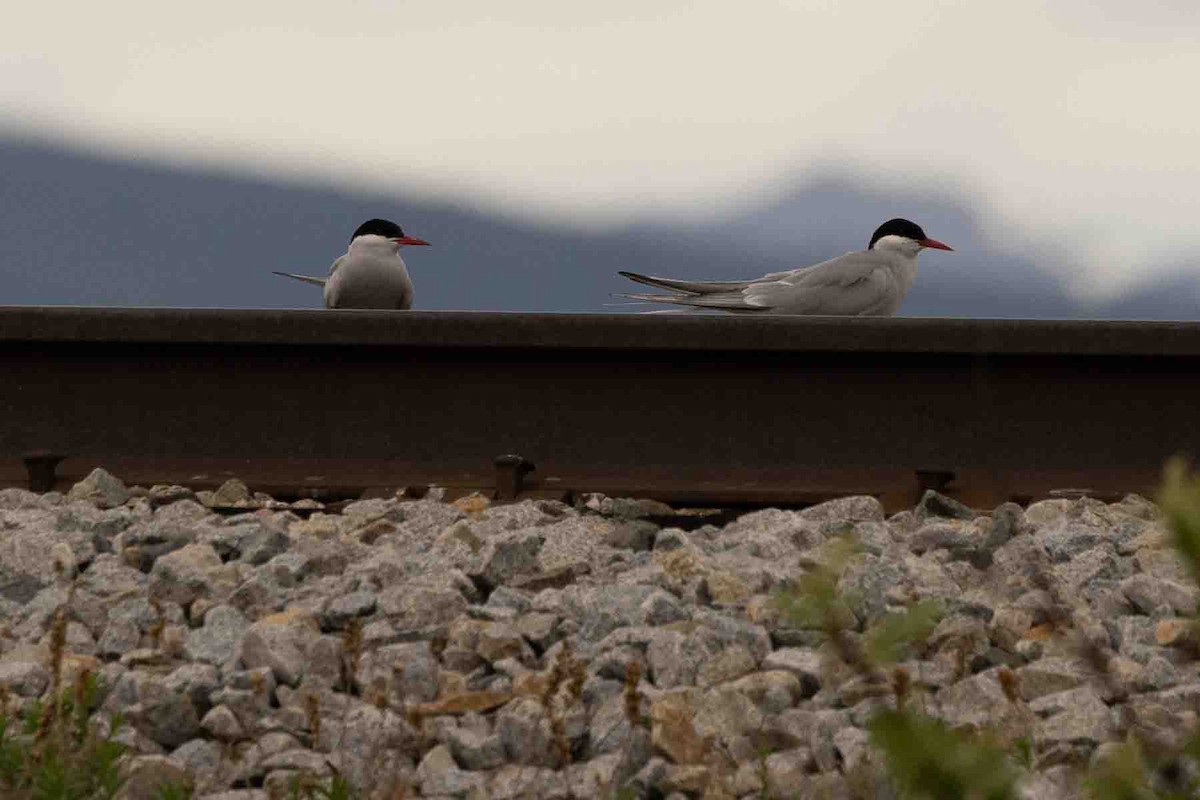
[0,135,1192,319]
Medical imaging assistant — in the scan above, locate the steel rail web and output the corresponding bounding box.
[2,307,1199,509]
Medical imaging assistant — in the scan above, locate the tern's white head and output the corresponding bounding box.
[348,218,431,253]
[868,219,953,256]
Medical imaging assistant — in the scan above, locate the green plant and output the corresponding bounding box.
[866,599,944,667]
[1073,461,1200,797]
[289,772,361,800]
[1159,457,1200,585]
[155,779,195,800]
[0,670,127,800]
[870,709,1020,800]
[773,532,1027,799]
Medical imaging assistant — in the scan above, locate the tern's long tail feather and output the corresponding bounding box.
[272,271,327,287]
[616,291,768,313]
[618,271,754,295]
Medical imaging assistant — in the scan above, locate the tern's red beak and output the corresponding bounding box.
[919,238,953,251]
[392,236,430,247]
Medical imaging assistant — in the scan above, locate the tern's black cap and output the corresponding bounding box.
[351,219,407,242]
[868,218,928,249]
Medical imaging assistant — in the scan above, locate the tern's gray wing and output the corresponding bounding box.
[743,250,901,316]
[617,290,772,312]
[619,271,754,295]
[618,270,790,295]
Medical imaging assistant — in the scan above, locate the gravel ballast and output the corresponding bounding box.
[0,468,1194,799]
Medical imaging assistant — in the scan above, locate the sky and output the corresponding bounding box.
[2,1,1198,301]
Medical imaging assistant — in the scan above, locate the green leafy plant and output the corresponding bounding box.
[870,709,1020,800]
[0,670,127,800]
[774,535,861,634]
[289,772,362,800]
[867,600,944,666]
[1159,457,1200,585]
[155,780,195,800]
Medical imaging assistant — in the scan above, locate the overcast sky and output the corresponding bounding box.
[2,1,1198,299]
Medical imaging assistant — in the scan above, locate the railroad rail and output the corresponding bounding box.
[2,307,1199,511]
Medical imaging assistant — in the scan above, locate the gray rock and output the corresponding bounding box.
[1053,546,1121,593]
[301,635,344,689]
[115,754,191,800]
[0,487,47,509]
[68,467,131,508]
[1137,655,1180,691]
[446,726,507,770]
[916,490,976,521]
[0,574,45,605]
[126,678,202,748]
[644,629,706,689]
[1121,574,1197,616]
[0,660,50,697]
[148,485,198,505]
[640,589,689,626]
[476,621,535,666]
[762,648,823,697]
[696,644,757,688]
[323,590,377,629]
[237,529,290,566]
[208,479,251,507]
[653,528,689,551]
[377,580,469,633]
[170,739,224,790]
[561,584,657,642]
[991,502,1026,539]
[163,663,220,716]
[486,586,534,614]
[260,551,312,587]
[1033,687,1113,747]
[259,748,331,773]
[936,668,1012,728]
[838,554,904,623]
[472,532,545,588]
[356,641,440,702]
[799,495,885,523]
[566,753,622,798]
[585,495,675,520]
[201,705,245,741]
[852,520,895,556]
[584,692,642,758]
[495,696,558,767]
[488,764,570,799]
[316,703,417,787]
[1015,657,1087,701]
[909,522,976,555]
[728,670,803,713]
[833,726,871,771]
[186,605,249,666]
[238,609,321,687]
[605,520,659,551]
[1039,525,1110,562]
[690,609,772,661]
[417,744,486,797]
[148,544,225,607]
[514,612,559,650]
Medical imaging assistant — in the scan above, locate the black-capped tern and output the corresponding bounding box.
[274,218,430,309]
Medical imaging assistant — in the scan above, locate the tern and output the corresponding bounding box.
[273,218,430,309]
[617,218,952,315]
